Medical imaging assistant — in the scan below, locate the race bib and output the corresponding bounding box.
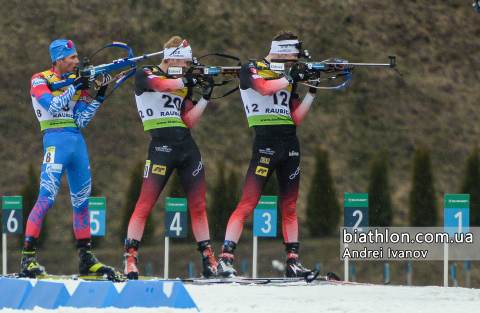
[144,160,151,178]
[43,147,55,164]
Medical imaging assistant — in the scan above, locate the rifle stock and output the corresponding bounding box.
[191,66,241,76]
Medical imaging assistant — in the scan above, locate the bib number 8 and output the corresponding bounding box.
[43,147,55,164]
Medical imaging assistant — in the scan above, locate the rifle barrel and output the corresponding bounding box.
[130,50,165,62]
[327,63,391,67]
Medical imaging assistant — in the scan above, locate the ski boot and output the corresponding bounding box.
[284,242,316,280]
[197,240,218,278]
[123,238,140,280]
[77,239,116,279]
[21,237,46,277]
[217,241,237,277]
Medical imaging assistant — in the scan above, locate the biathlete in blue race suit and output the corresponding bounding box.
[21,39,116,278]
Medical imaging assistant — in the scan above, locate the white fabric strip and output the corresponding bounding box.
[198,98,209,106]
[303,92,315,104]
[269,40,300,54]
[164,45,193,60]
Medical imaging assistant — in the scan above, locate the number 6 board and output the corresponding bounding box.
[2,196,22,234]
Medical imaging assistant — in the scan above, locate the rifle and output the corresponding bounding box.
[50,42,167,92]
[163,53,242,99]
[190,53,241,76]
[269,53,402,90]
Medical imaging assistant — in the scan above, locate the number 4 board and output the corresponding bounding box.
[165,198,187,238]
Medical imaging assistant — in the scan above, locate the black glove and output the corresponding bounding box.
[200,76,214,101]
[286,62,309,84]
[95,84,108,102]
[72,71,90,90]
[309,80,319,94]
[182,71,199,87]
[94,73,111,102]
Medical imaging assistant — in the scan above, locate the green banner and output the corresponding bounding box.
[89,197,106,210]
[344,193,368,208]
[445,194,470,209]
[166,198,187,212]
[2,196,22,210]
[255,196,277,210]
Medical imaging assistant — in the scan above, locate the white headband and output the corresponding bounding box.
[164,45,193,60]
[269,40,300,54]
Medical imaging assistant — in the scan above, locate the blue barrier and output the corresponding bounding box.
[65,281,118,308]
[0,277,33,309]
[21,280,70,310]
[113,280,198,310]
[0,279,197,310]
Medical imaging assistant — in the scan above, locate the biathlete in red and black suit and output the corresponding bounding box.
[217,31,317,278]
[123,36,218,279]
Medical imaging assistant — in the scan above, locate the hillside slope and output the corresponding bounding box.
[1,0,480,247]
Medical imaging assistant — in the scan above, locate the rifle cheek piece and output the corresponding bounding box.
[298,50,311,60]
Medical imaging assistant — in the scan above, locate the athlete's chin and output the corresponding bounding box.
[285,61,296,68]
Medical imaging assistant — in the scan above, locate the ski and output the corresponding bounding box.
[135,272,389,286]
[2,271,346,286]
[232,272,340,285]
[5,272,125,282]
[136,276,270,285]
[133,270,325,285]
[316,279,390,286]
[313,272,391,286]
[187,277,270,285]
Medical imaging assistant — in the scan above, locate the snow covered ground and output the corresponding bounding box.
[2,279,480,313]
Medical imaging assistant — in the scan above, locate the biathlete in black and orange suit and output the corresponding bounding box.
[123,36,217,279]
[217,31,317,279]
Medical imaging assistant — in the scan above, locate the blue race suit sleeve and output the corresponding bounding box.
[74,98,102,128]
[34,82,78,115]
